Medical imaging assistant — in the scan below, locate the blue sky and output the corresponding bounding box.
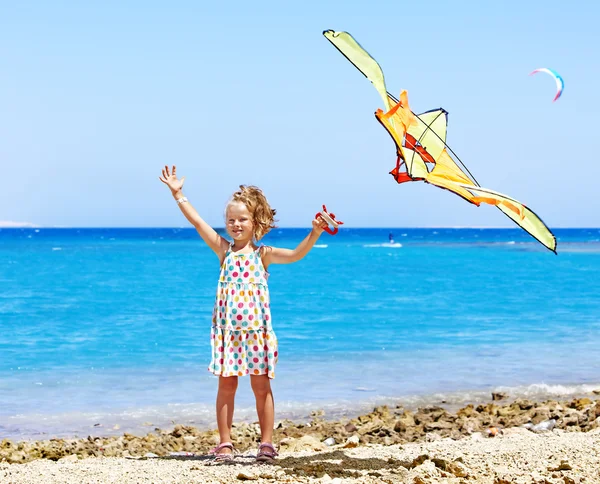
[1,0,598,228]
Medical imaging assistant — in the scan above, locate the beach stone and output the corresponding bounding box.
[569,398,592,410]
[236,471,258,481]
[425,433,442,442]
[502,427,531,437]
[457,405,477,418]
[279,435,326,452]
[531,407,552,423]
[58,454,78,463]
[514,398,535,410]
[343,435,360,448]
[394,411,416,433]
[476,403,499,416]
[492,392,508,401]
[548,460,573,471]
[424,420,454,432]
[589,417,600,430]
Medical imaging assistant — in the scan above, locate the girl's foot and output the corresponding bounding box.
[256,442,278,463]
[210,442,234,462]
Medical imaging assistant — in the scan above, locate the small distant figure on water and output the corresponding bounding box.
[159,165,328,463]
[388,232,395,244]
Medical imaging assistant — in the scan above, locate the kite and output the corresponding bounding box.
[323,30,557,253]
[529,68,564,102]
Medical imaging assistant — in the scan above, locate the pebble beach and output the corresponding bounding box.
[3,394,600,483]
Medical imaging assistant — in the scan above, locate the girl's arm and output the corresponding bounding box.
[262,217,328,268]
[159,165,230,259]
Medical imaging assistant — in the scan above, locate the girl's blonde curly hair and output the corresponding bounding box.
[227,185,277,241]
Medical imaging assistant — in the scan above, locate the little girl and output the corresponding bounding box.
[159,165,328,462]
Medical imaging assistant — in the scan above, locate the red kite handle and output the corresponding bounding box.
[316,204,344,235]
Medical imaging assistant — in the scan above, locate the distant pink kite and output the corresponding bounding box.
[529,68,564,102]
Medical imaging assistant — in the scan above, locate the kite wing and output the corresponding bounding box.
[323,30,390,111]
[324,30,557,253]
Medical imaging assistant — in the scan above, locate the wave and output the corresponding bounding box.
[313,244,328,248]
[363,243,403,248]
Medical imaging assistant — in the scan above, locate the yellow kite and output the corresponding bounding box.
[324,30,556,253]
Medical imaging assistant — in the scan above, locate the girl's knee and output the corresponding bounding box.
[250,375,271,395]
[218,376,238,394]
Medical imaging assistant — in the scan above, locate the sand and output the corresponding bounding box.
[1,428,599,483]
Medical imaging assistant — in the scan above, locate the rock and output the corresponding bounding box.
[526,419,556,432]
[278,435,326,452]
[58,454,78,463]
[323,437,336,446]
[236,471,258,481]
[343,435,360,448]
[569,398,592,411]
[394,411,416,432]
[425,433,442,442]
[344,423,357,433]
[513,399,534,410]
[448,460,470,478]
[501,427,531,437]
[549,460,573,471]
[492,392,508,401]
[457,405,477,418]
[431,457,470,477]
[424,420,454,432]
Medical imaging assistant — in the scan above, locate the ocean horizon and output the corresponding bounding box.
[1,227,599,440]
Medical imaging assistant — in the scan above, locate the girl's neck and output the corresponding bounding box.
[231,239,257,253]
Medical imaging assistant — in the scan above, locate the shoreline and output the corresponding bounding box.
[2,393,600,482]
[4,382,600,442]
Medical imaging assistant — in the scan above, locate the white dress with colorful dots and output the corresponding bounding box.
[209,246,278,378]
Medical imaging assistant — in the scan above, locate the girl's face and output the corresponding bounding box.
[226,202,254,242]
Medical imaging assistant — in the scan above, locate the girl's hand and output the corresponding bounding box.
[312,215,328,236]
[159,165,185,193]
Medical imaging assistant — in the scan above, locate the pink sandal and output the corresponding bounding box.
[256,442,278,463]
[210,442,235,462]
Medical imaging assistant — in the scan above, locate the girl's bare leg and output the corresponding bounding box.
[216,376,238,452]
[250,374,275,443]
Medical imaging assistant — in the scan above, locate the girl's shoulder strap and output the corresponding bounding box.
[256,244,271,257]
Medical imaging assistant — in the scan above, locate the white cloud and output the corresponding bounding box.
[0,220,39,228]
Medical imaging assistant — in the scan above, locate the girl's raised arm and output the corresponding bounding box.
[159,165,230,259]
[262,217,328,269]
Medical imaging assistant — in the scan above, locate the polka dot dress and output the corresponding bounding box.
[209,246,278,379]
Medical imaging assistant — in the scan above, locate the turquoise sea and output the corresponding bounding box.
[1,227,599,439]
